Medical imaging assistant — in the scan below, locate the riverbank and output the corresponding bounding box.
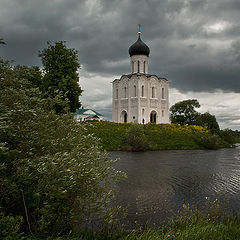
[23,201,240,239]
[84,121,230,151]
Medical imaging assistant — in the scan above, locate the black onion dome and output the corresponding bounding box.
[129,35,150,57]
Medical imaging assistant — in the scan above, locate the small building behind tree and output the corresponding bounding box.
[74,108,103,122]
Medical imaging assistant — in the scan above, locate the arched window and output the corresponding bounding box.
[152,87,155,98]
[162,110,164,117]
[131,61,134,73]
[116,89,118,99]
[124,87,127,98]
[137,61,140,73]
[162,88,165,99]
[134,85,137,97]
[142,108,145,116]
[141,85,144,97]
[144,61,146,73]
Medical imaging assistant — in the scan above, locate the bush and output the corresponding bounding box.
[0,213,23,240]
[200,134,221,149]
[220,129,236,146]
[126,124,149,151]
[0,60,125,237]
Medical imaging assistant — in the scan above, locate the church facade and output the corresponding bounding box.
[112,27,169,124]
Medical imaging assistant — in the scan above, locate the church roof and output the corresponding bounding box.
[129,35,150,57]
[74,109,102,116]
[119,73,168,81]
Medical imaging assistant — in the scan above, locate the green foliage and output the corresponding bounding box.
[85,122,210,151]
[0,64,124,237]
[143,124,205,150]
[13,65,42,87]
[220,129,237,146]
[196,112,220,134]
[126,124,149,151]
[83,122,130,151]
[200,134,221,149]
[0,213,23,240]
[170,99,200,126]
[24,198,240,239]
[0,58,42,88]
[39,41,83,112]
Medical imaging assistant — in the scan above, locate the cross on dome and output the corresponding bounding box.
[128,25,150,57]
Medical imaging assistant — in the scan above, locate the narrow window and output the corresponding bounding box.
[116,89,118,99]
[141,85,144,97]
[124,87,127,98]
[142,108,145,115]
[162,110,164,117]
[152,87,155,98]
[144,61,146,73]
[162,88,165,99]
[138,61,140,73]
[134,85,137,97]
[131,61,134,73]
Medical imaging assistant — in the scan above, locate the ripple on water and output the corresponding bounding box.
[109,146,240,225]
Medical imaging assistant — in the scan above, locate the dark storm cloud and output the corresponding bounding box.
[1,0,240,92]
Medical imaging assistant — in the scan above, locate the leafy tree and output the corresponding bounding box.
[0,59,124,236]
[220,129,236,146]
[170,99,200,125]
[196,112,220,134]
[39,41,83,112]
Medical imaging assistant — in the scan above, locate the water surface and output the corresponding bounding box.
[108,145,240,226]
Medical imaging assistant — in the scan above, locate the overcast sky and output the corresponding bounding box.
[1,0,240,129]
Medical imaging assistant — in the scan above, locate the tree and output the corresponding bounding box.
[39,41,83,112]
[220,129,236,146]
[170,99,200,125]
[196,112,220,134]
[0,59,124,236]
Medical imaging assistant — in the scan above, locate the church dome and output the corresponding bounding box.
[129,35,150,57]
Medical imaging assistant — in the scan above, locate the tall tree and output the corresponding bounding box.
[196,112,220,134]
[39,41,83,112]
[170,99,200,125]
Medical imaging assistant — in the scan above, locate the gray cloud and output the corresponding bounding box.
[1,0,240,128]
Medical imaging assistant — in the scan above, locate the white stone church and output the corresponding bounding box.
[112,27,169,124]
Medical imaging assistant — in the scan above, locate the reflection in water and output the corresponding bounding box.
[108,145,240,226]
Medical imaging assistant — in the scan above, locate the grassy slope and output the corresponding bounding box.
[84,121,228,151]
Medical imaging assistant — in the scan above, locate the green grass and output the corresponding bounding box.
[26,199,240,240]
[83,121,230,151]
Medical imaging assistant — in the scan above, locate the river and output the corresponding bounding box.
[108,144,240,226]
